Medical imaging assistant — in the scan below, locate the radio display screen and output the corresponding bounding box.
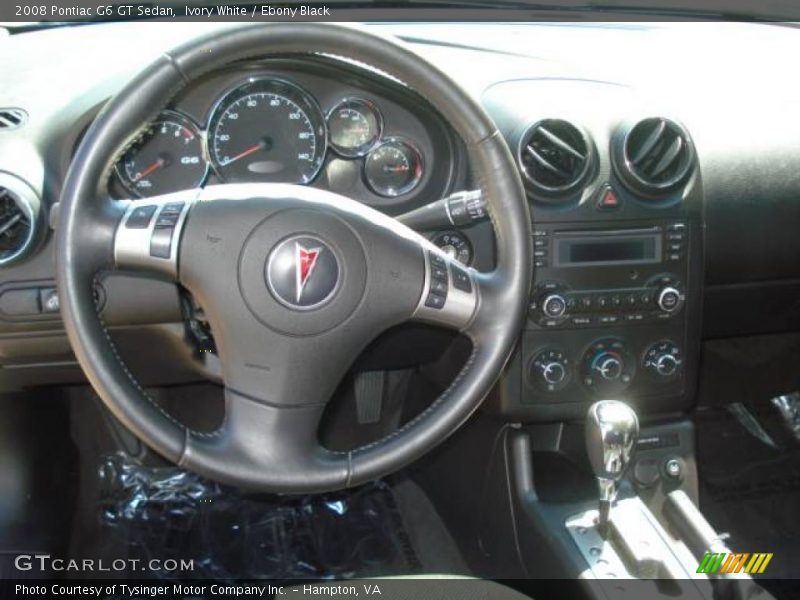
[555,232,660,267]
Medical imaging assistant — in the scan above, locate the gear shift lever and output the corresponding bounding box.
[585,400,639,531]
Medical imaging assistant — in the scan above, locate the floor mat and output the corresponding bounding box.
[695,405,800,586]
[98,454,422,581]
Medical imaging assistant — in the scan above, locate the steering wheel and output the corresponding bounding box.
[57,24,531,493]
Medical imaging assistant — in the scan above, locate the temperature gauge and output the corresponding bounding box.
[327,98,382,158]
[118,111,207,198]
[432,230,473,266]
[364,139,423,197]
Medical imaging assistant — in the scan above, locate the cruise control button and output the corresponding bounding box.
[429,252,446,269]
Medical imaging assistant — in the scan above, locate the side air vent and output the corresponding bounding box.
[615,117,695,196]
[0,108,27,130]
[0,173,41,267]
[517,119,594,198]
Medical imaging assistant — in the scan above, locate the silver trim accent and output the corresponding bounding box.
[0,172,41,267]
[541,293,567,318]
[411,247,479,331]
[657,286,684,314]
[566,496,706,583]
[363,137,424,198]
[114,189,200,278]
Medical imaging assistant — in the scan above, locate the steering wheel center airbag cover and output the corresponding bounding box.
[238,206,367,336]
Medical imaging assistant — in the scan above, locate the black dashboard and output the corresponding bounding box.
[1,21,799,423]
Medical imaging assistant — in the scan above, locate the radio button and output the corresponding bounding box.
[534,258,548,268]
[611,295,622,308]
[596,296,609,309]
[598,314,619,325]
[571,316,592,327]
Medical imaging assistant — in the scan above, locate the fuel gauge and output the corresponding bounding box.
[364,139,423,197]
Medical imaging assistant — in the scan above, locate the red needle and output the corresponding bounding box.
[134,158,165,181]
[224,142,264,166]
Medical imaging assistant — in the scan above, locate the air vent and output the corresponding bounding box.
[0,108,27,130]
[616,117,695,195]
[0,173,41,267]
[518,119,594,197]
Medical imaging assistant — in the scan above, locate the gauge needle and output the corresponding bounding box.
[384,165,409,173]
[0,213,21,236]
[134,158,166,181]
[224,141,265,166]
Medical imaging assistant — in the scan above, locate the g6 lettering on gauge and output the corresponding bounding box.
[118,111,208,198]
[209,78,327,184]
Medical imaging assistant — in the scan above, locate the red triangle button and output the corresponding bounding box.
[598,188,621,210]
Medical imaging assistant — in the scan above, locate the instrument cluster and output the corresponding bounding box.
[116,76,427,201]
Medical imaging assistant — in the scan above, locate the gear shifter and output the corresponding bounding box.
[585,400,639,531]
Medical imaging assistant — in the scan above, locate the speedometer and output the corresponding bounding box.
[208,78,326,184]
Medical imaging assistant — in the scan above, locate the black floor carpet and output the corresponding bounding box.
[695,403,800,595]
[97,454,427,581]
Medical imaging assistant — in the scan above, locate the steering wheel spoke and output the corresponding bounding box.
[410,247,481,331]
[113,189,200,278]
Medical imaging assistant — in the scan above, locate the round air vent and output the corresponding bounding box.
[0,173,41,267]
[615,117,695,196]
[517,119,594,198]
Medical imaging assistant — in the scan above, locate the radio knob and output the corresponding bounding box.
[542,293,567,318]
[657,286,683,314]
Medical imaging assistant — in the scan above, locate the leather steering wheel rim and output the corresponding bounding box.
[57,23,532,493]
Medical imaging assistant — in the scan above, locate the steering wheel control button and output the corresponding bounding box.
[149,227,174,258]
[125,205,157,229]
[450,264,472,293]
[266,235,340,311]
[424,251,449,309]
[529,348,570,392]
[424,292,446,309]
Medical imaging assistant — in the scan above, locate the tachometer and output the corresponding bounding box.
[327,98,382,158]
[209,78,326,183]
[118,112,207,198]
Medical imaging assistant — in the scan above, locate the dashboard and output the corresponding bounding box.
[1,21,799,422]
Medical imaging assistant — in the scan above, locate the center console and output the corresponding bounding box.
[481,84,705,421]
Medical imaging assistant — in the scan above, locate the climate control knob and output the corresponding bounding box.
[529,348,570,392]
[581,338,635,395]
[593,353,623,381]
[657,286,683,314]
[643,340,682,379]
